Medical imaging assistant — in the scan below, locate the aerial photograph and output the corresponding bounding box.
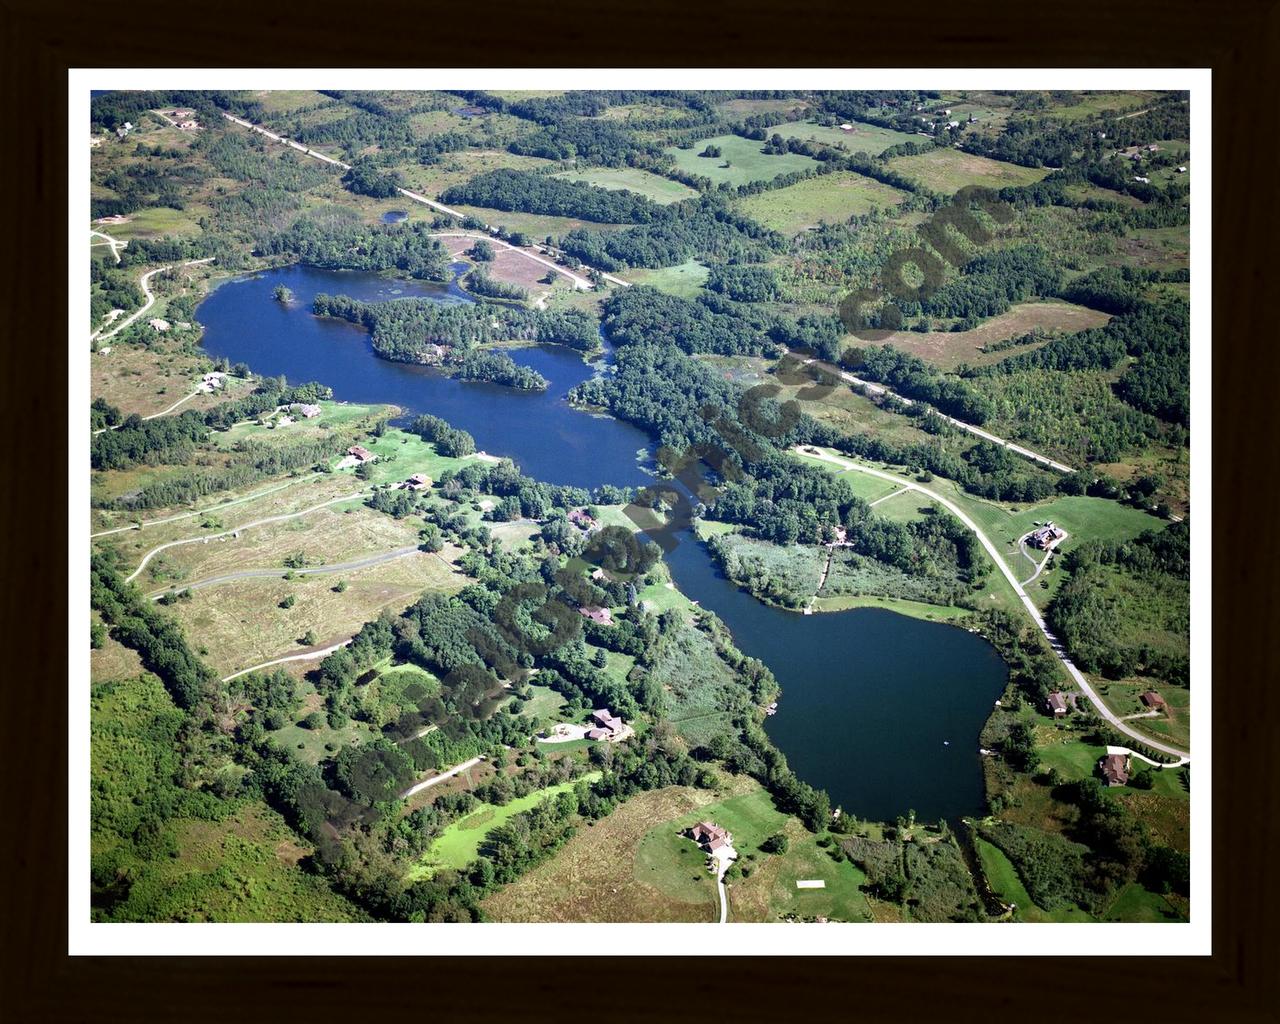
[85,85,1195,929]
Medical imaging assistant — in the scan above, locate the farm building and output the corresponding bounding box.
[1046,692,1069,716]
[578,606,614,626]
[1099,753,1131,787]
[347,445,376,463]
[1140,691,1168,712]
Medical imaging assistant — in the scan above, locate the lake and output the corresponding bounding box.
[198,264,1007,822]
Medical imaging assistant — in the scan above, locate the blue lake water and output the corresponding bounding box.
[197,264,1007,822]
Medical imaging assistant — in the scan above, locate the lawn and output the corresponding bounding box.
[616,259,710,298]
[665,134,819,188]
[887,148,1052,194]
[408,772,602,880]
[511,681,567,723]
[1099,881,1188,922]
[553,167,698,205]
[810,593,969,623]
[106,204,209,241]
[269,680,380,765]
[736,170,907,235]
[1036,739,1107,780]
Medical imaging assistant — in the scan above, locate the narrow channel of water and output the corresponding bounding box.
[197,265,1007,822]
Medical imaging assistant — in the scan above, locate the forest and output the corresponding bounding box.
[441,168,664,224]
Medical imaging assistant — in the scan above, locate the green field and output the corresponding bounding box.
[665,134,819,187]
[887,148,1052,194]
[783,120,920,154]
[553,167,698,205]
[408,773,601,879]
[616,259,710,297]
[736,170,907,234]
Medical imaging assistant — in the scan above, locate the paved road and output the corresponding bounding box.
[794,354,1074,474]
[147,544,421,599]
[91,257,215,343]
[90,229,127,263]
[797,447,1189,763]
[221,112,632,290]
[400,756,486,800]
[125,490,365,583]
[221,640,350,683]
[1016,531,1066,587]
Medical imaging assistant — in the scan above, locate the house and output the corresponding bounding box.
[1046,691,1069,716]
[568,507,596,529]
[947,120,961,128]
[839,123,854,132]
[1097,131,1107,139]
[585,728,610,741]
[1029,523,1066,550]
[1134,176,1150,183]
[578,605,614,626]
[202,371,226,390]
[590,567,609,582]
[1140,691,1168,712]
[1147,143,1160,152]
[420,343,447,364]
[347,445,376,463]
[401,472,432,491]
[689,821,732,852]
[1177,165,1188,173]
[177,120,200,131]
[290,403,321,418]
[148,318,171,332]
[1099,753,1131,787]
[116,121,134,138]
[591,708,625,737]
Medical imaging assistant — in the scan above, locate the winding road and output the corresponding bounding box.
[124,490,366,583]
[797,446,1189,764]
[90,257,216,343]
[91,476,321,538]
[147,544,421,600]
[221,640,351,683]
[400,756,486,800]
[794,354,1074,474]
[221,112,632,290]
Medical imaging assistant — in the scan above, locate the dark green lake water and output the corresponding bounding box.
[198,265,1007,822]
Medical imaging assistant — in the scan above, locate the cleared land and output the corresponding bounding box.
[481,786,722,922]
[736,170,908,235]
[887,148,1052,193]
[783,120,920,155]
[166,551,464,677]
[408,773,602,880]
[665,135,819,188]
[873,301,1113,370]
[617,260,710,298]
[553,167,698,205]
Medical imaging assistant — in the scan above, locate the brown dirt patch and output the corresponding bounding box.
[879,301,1112,370]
